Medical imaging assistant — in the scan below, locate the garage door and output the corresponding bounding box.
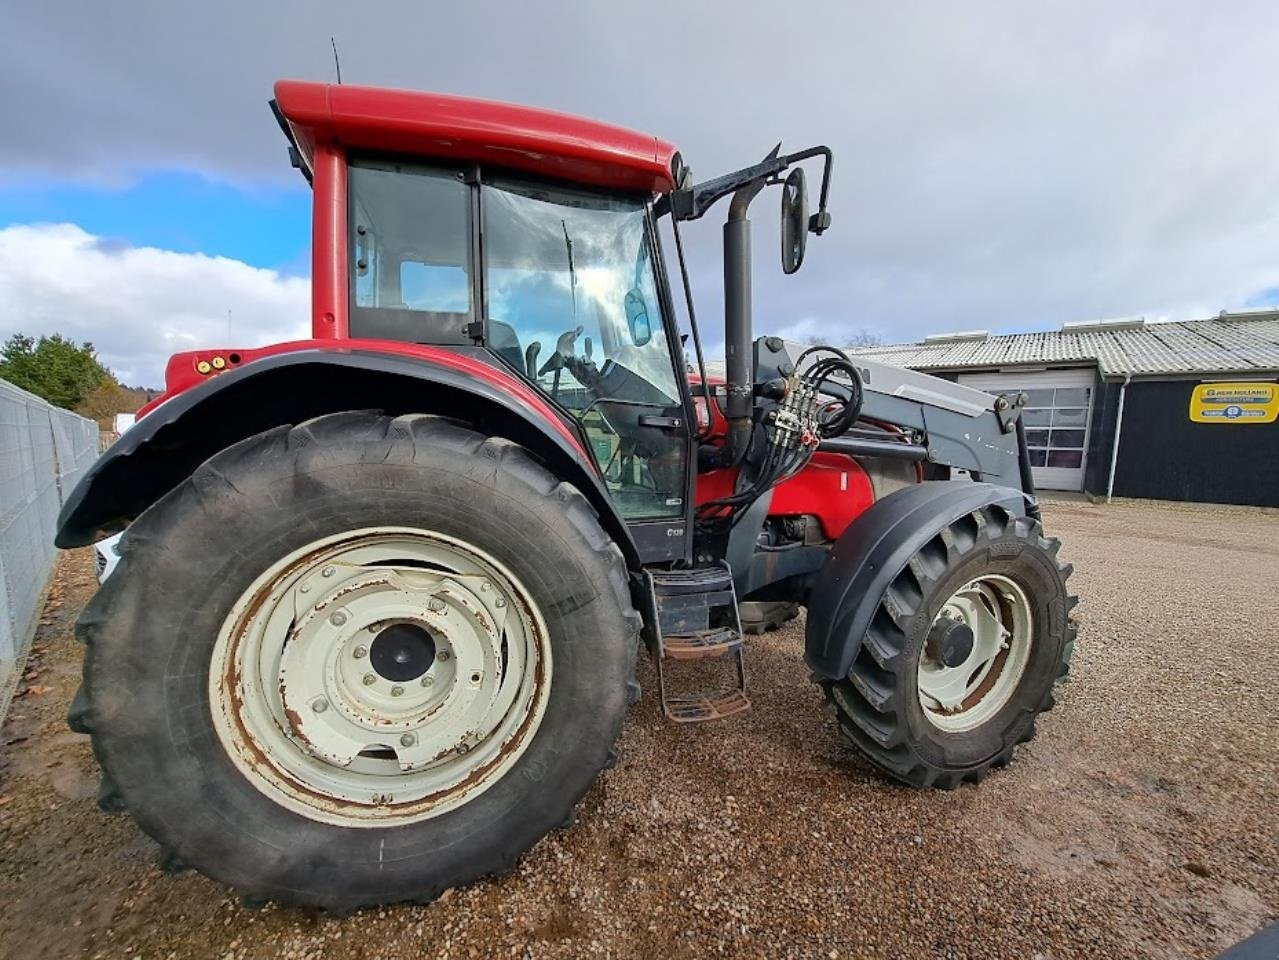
[958,369,1096,491]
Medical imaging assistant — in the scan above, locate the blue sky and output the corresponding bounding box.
[0,172,310,274]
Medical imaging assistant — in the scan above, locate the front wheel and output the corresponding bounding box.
[72,413,639,910]
[821,504,1075,789]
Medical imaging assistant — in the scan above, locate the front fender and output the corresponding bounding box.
[55,346,640,567]
[805,481,1030,679]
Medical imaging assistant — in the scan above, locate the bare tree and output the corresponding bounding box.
[803,329,885,349]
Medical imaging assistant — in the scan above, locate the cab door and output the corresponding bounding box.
[480,175,692,561]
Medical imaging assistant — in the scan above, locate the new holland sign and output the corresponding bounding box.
[1189,382,1279,424]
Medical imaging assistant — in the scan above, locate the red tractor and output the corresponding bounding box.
[57,81,1075,910]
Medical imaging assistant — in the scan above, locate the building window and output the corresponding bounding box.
[1014,387,1090,469]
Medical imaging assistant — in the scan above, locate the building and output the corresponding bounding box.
[852,310,1279,506]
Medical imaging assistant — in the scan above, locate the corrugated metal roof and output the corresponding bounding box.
[850,312,1279,378]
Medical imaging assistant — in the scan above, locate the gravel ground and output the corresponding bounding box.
[0,497,1275,960]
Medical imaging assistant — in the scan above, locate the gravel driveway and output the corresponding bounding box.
[0,498,1275,960]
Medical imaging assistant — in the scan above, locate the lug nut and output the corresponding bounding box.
[427,597,446,613]
[391,685,404,697]
[299,583,311,593]
[494,598,507,608]
[457,743,470,755]
[329,611,348,627]
[362,673,377,686]
[311,698,329,713]
[321,566,336,578]
[480,582,490,592]
[437,651,451,662]
[353,645,367,659]
[421,675,434,687]
[400,733,416,747]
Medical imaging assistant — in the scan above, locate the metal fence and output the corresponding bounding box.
[0,378,99,719]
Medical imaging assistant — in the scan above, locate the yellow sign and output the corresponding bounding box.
[1189,382,1279,424]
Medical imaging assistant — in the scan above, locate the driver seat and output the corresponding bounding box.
[486,320,525,374]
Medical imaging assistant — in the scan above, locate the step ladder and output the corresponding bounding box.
[645,564,751,723]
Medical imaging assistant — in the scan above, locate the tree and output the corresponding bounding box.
[803,329,885,349]
[75,380,152,430]
[844,329,886,349]
[0,333,114,409]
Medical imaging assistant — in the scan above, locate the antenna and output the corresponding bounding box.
[330,37,342,84]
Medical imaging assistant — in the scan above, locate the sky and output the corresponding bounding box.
[3,1,1279,386]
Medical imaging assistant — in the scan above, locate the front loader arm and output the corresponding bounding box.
[752,337,1029,491]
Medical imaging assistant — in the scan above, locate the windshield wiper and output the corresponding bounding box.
[561,219,578,324]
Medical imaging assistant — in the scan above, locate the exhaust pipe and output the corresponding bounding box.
[719,181,765,468]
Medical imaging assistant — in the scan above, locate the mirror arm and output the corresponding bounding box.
[665,144,834,233]
[669,145,784,221]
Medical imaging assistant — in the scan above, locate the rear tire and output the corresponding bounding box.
[821,504,1074,789]
[71,412,639,909]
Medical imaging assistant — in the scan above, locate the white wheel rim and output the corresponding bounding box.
[917,574,1033,732]
[209,527,551,827]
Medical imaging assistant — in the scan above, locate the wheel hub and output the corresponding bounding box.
[209,528,552,827]
[370,623,437,682]
[925,616,974,668]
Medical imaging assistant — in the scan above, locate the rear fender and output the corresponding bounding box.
[55,346,641,568]
[805,480,1030,679]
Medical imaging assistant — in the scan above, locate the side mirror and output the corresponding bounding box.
[624,288,653,346]
[781,167,809,275]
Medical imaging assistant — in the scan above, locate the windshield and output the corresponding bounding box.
[484,179,687,520]
[483,179,680,406]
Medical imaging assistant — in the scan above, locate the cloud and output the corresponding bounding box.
[3,1,1279,353]
[0,224,309,386]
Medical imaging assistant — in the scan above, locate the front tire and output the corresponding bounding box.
[821,504,1075,789]
[72,412,639,909]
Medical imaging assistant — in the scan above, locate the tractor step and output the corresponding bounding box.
[663,689,752,723]
[661,626,743,661]
[645,564,750,724]
[649,565,736,595]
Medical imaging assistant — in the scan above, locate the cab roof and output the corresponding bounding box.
[273,80,678,194]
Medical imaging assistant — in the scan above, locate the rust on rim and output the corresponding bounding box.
[916,574,1033,733]
[209,527,552,827]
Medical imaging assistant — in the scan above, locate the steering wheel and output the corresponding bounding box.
[537,325,583,378]
[538,326,607,398]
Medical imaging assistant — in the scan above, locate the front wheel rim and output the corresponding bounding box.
[209,527,552,827]
[917,574,1033,732]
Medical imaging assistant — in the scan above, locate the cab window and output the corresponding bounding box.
[348,160,472,340]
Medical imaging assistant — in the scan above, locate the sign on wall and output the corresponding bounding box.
[1189,382,1279,424]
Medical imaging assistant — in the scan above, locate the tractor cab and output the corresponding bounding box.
[263,81,839,562]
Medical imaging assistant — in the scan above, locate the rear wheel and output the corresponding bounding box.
[72,412,639,909]
[821,504,1074,788]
